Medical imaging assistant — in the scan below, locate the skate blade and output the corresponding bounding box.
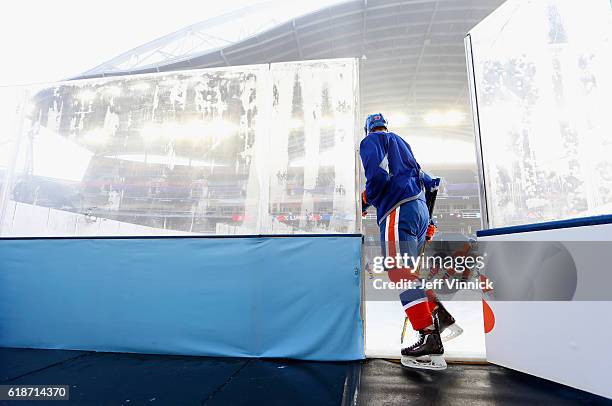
[441,323,463,343]
[401,355,447,371]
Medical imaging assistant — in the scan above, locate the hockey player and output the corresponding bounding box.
[360,113,462,370]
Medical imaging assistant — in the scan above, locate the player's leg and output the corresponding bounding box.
[389,201,435,331]
[381,202,446,370]
[434,301,463,343]
[409,198,464,343]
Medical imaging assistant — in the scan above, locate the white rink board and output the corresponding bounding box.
[479,222,612,399]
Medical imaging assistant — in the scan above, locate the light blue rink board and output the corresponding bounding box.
[0,236,364,361]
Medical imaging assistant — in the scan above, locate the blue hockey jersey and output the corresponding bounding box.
[360,131,439,225]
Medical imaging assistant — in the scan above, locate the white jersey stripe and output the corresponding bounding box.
[403,296,428,310]
[394,205,400,256]
[384,214,390,257]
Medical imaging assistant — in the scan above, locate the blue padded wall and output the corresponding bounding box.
[0,236,364,361]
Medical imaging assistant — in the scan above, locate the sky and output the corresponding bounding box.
[0,0,337,87]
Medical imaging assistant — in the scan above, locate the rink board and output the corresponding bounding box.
[0,236,364,361]
[478,219,612,399]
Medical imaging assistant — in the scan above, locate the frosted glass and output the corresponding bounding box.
[469,0,612,228]
[0,87,28,234]
[266,60,359,234]
[0,59,359,236]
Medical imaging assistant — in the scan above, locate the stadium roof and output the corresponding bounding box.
[75,0,505,139]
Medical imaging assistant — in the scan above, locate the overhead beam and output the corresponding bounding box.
[219,49,230,66]
[292,20,303,59]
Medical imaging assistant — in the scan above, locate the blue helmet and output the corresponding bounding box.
[364,113,388,135]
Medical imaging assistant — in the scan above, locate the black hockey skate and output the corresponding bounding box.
[434,301,463,343]
[401,324,446,370]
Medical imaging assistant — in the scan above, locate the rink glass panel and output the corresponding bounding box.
[267,60,359,234]
[0,60,360,236]
[0,87,29,234]
[468,0,612,228]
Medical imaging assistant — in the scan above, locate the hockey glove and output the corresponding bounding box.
[425,220,437,241]
[361,191,371,217]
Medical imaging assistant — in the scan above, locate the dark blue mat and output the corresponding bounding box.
[0,348,87,382]
[0,348,355,405]
[1,348,609,405]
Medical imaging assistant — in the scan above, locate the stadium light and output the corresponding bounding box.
[132,82,150,92]
[424,110,465,126]
[388,112,410,127]
[77,89,96,103]
[24,103,37,115]
[110,154,225,167]
[82,128,112,146]
[288,118,304,129]
[139,120,239,142]
[104,85,122,97]
[407,135,474,165]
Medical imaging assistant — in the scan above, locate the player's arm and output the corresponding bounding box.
[359,135,390,210]
[422,171,441,194]
[361,191,371,217]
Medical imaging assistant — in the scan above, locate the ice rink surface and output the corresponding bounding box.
[365,301,486,361]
